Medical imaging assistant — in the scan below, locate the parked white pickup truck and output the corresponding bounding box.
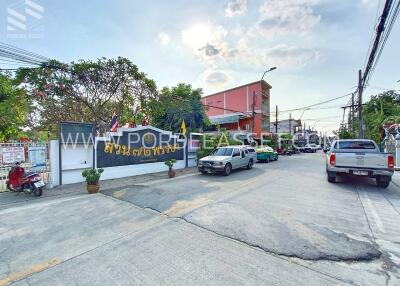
[326,139,394,188]
[198,146,257,176]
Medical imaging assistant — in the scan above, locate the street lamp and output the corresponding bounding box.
[261,67,277,82]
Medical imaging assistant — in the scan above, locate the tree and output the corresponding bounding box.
[363,90,400,143]
[16,57,157,134]
[0,73,30,141]
[148,83,208,132]
[333,125,357,139]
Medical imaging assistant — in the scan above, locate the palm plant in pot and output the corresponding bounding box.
[82,168,104,194]
[164,159,176,178]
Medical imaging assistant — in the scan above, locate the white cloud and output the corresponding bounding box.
[225,0,247,18]
[217,40,318,69]
[157,32,170,45]
[360,0,378,9]
[202,69,231,88]
[254,0,320,36]
[182,23,230,64]
[263,45,318,68]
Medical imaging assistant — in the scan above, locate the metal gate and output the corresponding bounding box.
[0,143,50,192]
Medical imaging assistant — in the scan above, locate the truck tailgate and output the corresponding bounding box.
[335,152,388,169]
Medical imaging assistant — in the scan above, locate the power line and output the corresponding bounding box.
[362,0,399,89]
[277,93,353,113]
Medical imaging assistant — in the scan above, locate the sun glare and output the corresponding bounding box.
[182,23,213,50]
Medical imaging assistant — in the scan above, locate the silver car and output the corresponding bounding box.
[198,146,256,176]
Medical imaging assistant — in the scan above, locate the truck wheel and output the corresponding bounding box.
[223,164,232,176]
[265,156,270,164]
[247,159,253,170]
[327,171,336,183]
[376,176,390,188]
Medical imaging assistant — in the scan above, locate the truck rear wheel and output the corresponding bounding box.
[376,176,390,188]
[327,171,336,183]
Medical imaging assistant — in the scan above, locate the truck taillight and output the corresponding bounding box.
[329,154,336,166]
[388,155,394,169]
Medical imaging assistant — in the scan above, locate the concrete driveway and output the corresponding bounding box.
[1,152,400,285]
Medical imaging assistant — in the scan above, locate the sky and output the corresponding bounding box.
[1,0,399,134]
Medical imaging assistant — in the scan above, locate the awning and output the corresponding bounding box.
[208,113,244,125]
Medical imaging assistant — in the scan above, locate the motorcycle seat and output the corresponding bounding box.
[23,171,37,177]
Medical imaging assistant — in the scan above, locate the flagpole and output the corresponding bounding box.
[185,128,189,168]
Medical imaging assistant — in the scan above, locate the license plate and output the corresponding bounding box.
[34,181,45,188]
[353,170,368,176]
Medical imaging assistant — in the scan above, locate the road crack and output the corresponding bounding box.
[140,206,363,286]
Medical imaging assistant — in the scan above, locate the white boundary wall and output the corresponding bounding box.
[50,126,187,187]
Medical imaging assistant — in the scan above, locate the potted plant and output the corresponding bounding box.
[82,168,104,194]
[164,159,176,178]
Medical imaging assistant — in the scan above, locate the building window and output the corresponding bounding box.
[245,124,250,131]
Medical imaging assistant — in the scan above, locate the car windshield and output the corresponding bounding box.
[335,141,375,150]
[213,148,233,156]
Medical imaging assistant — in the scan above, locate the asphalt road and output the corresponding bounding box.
[1,152,399,285]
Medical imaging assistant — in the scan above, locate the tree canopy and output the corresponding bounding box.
[0,73,31,141]
[148,83,209,132]
[363,90,400,142]
[16,57,158,134]
[2,58,209,141]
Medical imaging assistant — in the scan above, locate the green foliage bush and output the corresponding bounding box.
[164,159,176,168]
[197,129,242,159]
[82,168,104,185]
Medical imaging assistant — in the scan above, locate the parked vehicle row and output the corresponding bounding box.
[325,139,394,188]
[298,144,321,153]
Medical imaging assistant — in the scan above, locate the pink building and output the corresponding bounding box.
[201,80,272,138]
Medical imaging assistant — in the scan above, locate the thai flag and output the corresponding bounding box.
[110,112,119,132]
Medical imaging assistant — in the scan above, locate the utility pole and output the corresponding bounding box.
[358,69,364,139]
[252,91,256,133]
[351,92,355,131]
[275,105,278,133]
[289,113,292,135]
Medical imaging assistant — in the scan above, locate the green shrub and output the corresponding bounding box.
[164,159,176,168]
[82,168,104,185]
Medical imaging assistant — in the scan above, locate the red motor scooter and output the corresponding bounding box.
[6,162,45,197]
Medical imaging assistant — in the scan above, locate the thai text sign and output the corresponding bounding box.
[2,147,25,164]
[29,146,47,167]
[96,127,184,168]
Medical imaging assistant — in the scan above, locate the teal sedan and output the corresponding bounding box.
[256,146,279,163]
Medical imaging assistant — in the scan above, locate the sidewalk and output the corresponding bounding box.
[0,167,197,205]
[48,167,198,198]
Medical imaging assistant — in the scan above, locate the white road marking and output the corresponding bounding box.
[361,191,386,233]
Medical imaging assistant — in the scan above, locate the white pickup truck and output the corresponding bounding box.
[326,139,394,188]
[198,146,257,176]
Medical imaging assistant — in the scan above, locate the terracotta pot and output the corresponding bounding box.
[86,183,100,194]
[168,167,176,178]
